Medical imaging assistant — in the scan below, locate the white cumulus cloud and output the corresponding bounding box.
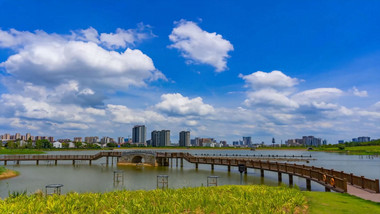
[351,87,368,97]
[169,20,233,72]
[155,93,215,116]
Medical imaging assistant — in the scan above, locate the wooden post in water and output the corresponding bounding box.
[227,165,231,172]
[325,187,331,192]
[89,160,92,166]
[36,160,39,165]
[72,160,75,165]
[260,169,264,177]
[180,158,183,168]
[16,160,19,165]
[176,158,178,167]
[195,163,198,169]
[106,157,109,165]
[55,160,57,165]
[289,174,293,186]
[306,179,311,191]
[4,160,7,166]
[278,172,282,182]
[211,164,214,171]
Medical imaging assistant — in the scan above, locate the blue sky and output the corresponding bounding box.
[0,0,379,144]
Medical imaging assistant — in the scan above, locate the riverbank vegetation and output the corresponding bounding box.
[315,139,380,155]
[1,185,378,213]
[0,167,19,180]
[0,185,306,213]
[0,148,45,155]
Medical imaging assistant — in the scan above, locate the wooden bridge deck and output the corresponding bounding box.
[156,152,380,195]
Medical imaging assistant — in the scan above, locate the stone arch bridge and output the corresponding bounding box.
[117,151,158,166]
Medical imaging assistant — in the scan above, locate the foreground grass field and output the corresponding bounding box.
[0,185,379,213]
[0,186,305,213]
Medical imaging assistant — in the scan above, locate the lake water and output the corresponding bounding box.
[1,149,379,198]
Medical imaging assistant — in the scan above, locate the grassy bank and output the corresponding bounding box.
[304,191,380,214]
[315,145,380,155]
[0,185,306,213]
[0,167,19,180]
[0,149,45,155]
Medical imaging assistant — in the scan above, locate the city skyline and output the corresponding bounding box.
[0,1,380,144]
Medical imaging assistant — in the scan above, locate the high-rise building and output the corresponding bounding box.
[15,133,21,140]
[358,136,370,143]
[74,137,82,142]
[85,136,99,144]
[151,130,160,147]
[118,137,124,144]
[132,125,146,143]
[48,136,54,142]
[3,133,10,140]
[302,136,321,147]
[26,133,31,141]
[159,130,170,146]
[243,137,252,146]
[179,131,190,147]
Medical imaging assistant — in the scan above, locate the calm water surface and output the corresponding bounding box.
[1,149,379,198]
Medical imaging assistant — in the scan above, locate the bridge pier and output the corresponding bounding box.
[289,174,293,186]
[106,157,109,165]
[4,160,7,165]
[112,157,114,165]
[89,160,92,166]
[176,158,178,167]
[325,187,331,192]
[228,165,231,172]
[55,160,58,165]
[16,160,19,165]
[260,169,264,177]
[180,158,183,168]
[170,158,173,167]
[306,179,311,191]
[244,167,247,174]
[195,163,198,169]
[211,164,214,171]
[278,172,282,182]
[36,160,39,165]
[72,160,75,165]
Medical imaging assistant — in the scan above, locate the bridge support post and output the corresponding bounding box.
[72,160,75,165]
[55,160,57,165]
[106,157,109,165]
[325,187,331,192]
[376,179,379,193]
[176,158,178,167]
[112,157,114,165]
[244,167,247,174]
[228,165,231,172]
[4,160,7,166]
[180,158,183,168]
[278,172,282,182]
[36,160,39,165]
[211,164,214,171]
[306,179,311,191]
[260,169,264,177]
[89,160,92,166]
[195,163,198,169]
[16,160,20,165]
[289,174,293,186]
[171,158,173,167]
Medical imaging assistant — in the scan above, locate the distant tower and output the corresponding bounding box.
[272,138,275,147]
[179,131,190,147]
[132,125,146,143]
[151,130,160,147]
[159,130,170,146]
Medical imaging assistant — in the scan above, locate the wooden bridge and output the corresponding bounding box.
[0,151,122,165]
[156,152,380,194]
[1,151,379,198]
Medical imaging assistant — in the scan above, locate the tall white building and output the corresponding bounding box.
[179,131,190,147]
[132,125,146,143]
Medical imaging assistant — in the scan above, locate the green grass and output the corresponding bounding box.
[0,185,306,213]
[304,191,380,214]
[0,166,6,175]
[0,149,45,155]
[315,145,380,155]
